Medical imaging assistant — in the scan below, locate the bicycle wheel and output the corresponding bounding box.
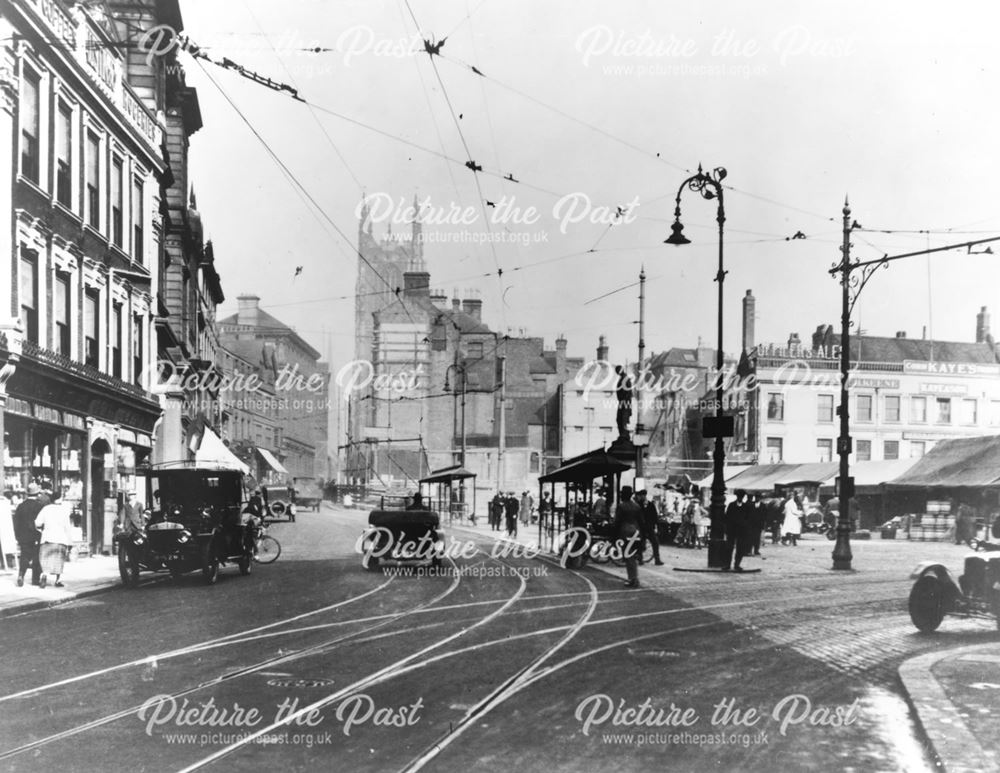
[255,535,281,564]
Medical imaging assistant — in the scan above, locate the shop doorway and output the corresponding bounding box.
[90,438,111,554]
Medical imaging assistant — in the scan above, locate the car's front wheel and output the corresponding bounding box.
[201,542,220,585]
[909,574,946,632]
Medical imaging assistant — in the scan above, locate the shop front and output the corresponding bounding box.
[2,343,159,555]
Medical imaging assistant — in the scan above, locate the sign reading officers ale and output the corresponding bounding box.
[904,360,1000,377]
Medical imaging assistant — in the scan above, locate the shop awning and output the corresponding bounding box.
[257,447,289,476]
[725,463,797,492]
[420,465,476,484]
[817,458,919,493]
[773,462,840,486]
[886,435,1000,489]
[194,426,249,474]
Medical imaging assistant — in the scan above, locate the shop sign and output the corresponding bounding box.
[904,360,1000,377]
[7,397,32,417]
[35,405,63,425]
[919,383,968,395]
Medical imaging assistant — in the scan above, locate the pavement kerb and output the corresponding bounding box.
[899,643,1000,773]
[0,576,124,619]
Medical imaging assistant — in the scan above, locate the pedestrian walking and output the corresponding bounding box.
[519,491,533,527]
[490,493,504,531]
[34,489,74,589]
[504,493,519,537]
[613,486,643,587]
[781,493,803,546]
[724,490,751,571]
[635,490,664,565]
[748,492,766,556]
[13,483,45,587]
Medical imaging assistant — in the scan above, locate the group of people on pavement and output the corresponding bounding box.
[11,483,75,589]
[488,491,535,536]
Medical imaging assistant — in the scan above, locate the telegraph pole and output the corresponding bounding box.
[832,197,854,571]
[635,267,647,479]
[497,355,507,493]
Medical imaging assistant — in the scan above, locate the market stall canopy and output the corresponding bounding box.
[886,435,1000,489]
[818,458,919,494]
[725,463,797,492]
[257,447,289,476]
[539,452,630,484]
[773,462,839,487]
[194,427,249,474]
[420,465,476,484]
[692,466,752,489]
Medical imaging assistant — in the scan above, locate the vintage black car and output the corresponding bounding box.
[115,465,256,586]
[908,553,1000,632]
[262,485,296,523]
[357,497,445,571]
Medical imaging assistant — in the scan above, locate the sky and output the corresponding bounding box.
[173,0,1000,373]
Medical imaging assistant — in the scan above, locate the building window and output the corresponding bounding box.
[884,440,899,460]
[19,251,39,344]
[85,131,100,229]
[767,393,784,421]
[530,451,540,473]
[958,398,977,426]
[20,68,40,183]
[817,394,834,423]
[467,341,483,359]
[55,273,71,356]
[990,400,1000,427]
[856,394,873,422]
[132,179,144,262]
[55,102,72,207]
[910,440,926,459]
[884,395,901,423]
[111,157,124,247]
[816,438,833,462]
[911,396,927,424]
[936,397,951,425]
[84,289,99,368]
[112,303,122,379]
[765,437,783,462]
[132,314,143,386]
[856,439,871,462]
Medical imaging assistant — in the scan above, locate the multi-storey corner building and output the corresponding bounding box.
[0,0,173,553]
[218,295,328,484]
[749,311,1000,464]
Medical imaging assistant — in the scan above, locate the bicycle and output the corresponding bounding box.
[251,521,281,564]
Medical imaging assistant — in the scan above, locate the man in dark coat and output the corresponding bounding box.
[724,489,751,572]
[504,493,519,537]
[613,486,644,587]
[490,493,504,531]
[635,490,664,566]
[13,484,45,587]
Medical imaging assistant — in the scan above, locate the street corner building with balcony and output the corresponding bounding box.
[0,0,230,555]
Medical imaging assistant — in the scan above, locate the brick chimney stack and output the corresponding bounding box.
[742,290,755,352]
[403,271,430,299]
[596,334,608,362]
[237,294,260,328]
[977,306,991,343]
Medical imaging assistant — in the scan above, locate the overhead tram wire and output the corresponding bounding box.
[242,0,364,194]
[402,0,508,330]
[190,57,423,331]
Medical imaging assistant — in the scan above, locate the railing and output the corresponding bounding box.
[22,340,154,402]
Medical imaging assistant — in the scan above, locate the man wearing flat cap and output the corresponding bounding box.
[13,484,44,587]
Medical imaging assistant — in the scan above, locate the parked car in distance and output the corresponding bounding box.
[261,484,296,522]
[295,480,323,512]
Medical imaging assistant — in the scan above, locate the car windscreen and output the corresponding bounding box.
[149,473,243,516]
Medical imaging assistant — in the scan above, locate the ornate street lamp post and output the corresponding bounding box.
[445,363,468,512]
[665,164,730,569]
